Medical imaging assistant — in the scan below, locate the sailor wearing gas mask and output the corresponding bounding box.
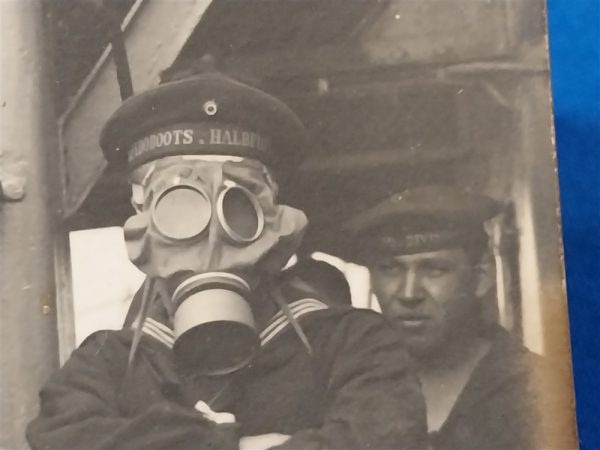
[27,72,427,450]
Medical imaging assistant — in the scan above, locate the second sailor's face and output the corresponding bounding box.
[369,248,480,357]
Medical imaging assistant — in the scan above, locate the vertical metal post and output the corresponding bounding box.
[0,0,61,448]
[516,74,573,361]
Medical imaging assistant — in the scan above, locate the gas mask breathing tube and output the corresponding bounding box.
[124,156,309,376]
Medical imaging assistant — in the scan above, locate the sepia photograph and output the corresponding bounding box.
[0,0,579,449]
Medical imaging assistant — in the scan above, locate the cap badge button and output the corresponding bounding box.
[203,100,218,116]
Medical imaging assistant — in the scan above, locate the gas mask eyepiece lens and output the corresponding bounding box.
[153,186,212,240]
[217,185,264,243]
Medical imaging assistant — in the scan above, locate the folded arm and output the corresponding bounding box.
[27,331,239,450]
[272,310,428,450]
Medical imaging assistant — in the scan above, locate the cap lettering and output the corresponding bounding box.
[231,130,243,146]
[172,129,183,145]
[406,233,441,247]
[183,129,194,144]
[222,130,232,145]
[129,125,270,163]
[210,128,222,145]
[241,131,251,147]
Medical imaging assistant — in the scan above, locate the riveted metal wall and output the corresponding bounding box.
[0,1,61,447]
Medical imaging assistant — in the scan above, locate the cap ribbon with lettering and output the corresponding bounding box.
[128,122,270,168]
[374,229,472,255]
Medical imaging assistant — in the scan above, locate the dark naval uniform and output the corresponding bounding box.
[429,327,575,450]
[28,300,427,449]
[28,72,427,449]
[342,186,577,450]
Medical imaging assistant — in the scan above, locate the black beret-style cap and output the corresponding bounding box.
[343,185,503,260]
[99,73,308,175]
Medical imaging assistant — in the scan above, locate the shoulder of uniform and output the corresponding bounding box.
[79,328,133,349]
[303,306,385,325]
[301,306,398,347]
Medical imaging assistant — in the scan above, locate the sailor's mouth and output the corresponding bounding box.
[395,315,431,330]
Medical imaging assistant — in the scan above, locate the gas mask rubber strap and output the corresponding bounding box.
[127,278,153,370]
[269,283,313,357]
[154,277,175,322]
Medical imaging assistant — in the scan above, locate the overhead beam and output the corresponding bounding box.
[60,0,213,218]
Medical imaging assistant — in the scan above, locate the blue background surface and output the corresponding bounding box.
[547,0,600,448]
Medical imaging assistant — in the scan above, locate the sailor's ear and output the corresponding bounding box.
[475,252,496,298]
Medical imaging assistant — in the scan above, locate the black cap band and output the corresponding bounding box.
[128,122,271,169]
[346,225,489,265]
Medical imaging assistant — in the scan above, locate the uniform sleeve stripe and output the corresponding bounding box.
[130,317,175,348]
[260,305,325,345]
[146,317,175,337]
[141,323,174,348]
[260,298,328,346]
[260,303,323,342]
[143,320,175,345]
[131,298,327,350]
[259,298,328,339]
[260,311,287,337]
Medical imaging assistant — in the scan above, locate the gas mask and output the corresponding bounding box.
[124,155,307,375]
